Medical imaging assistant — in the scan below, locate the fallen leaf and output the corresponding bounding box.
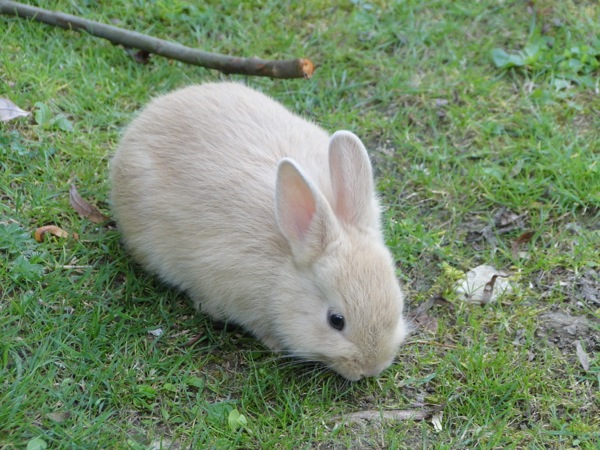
[0,98,30,122]
[454,265,514,304]
[431,411,443,432]
[511,231,535,259]
[540,312,592,337]
[493,208,528,229]
[576,269,600,306]
[332,407,440,424]
[34,225,76,242]
[46,411,71,423]
[415,295,456,315]
[574,340,590,372]
[183,332,204,347]
[412,314,439,334]
[148,328,163,337]
[407,295,455,334]
[480,274,499,305]
[69,184,110,223]
[467,208,530,249]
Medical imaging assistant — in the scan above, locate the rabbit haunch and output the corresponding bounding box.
[110,82,407,380]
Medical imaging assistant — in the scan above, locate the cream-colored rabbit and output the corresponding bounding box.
[110,82,407,380]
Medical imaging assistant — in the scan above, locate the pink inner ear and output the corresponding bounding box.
[288,175,316,241]
[277,161,317,244]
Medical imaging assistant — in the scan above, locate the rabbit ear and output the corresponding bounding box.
[329,131,376,228]
[275,158,337,266]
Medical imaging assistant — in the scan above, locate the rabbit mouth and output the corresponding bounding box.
[324,354,396,381]
[322,357,369,381]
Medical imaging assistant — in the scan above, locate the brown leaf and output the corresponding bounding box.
[480,275,499,305]
[575,340,590,372]
[417,295,455,314]
[35,225,75,242]
[511,231,535,259]
[183,332,205,348]
[69,184,110,223]
[494,208,527,229]
[408,295,454,334]
[413,314,439,334]
[0,97,30,122]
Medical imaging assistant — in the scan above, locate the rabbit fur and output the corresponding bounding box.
[110,82,407,380]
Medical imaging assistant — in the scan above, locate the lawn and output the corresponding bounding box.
[1,0,599,448]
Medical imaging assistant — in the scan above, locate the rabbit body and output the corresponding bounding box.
[110,82,407,380]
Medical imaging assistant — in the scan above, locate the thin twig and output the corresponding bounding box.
[0,1,315,79]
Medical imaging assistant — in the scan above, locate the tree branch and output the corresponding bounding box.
[0,1,315,79]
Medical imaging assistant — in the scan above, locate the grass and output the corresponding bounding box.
[1,0,599,448]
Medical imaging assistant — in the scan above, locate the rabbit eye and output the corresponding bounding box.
[328,311,345,331]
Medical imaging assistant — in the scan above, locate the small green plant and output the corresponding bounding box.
[26,437,48,450]
[0,223,47,288]
[492,36,600,89]
[228,408,250,432]
[34,101,73,131]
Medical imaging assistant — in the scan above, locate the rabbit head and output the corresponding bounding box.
[274,131,407,380]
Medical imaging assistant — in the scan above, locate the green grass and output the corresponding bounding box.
[1,0,599,448]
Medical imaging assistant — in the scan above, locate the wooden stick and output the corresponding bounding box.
[0,1,315,79]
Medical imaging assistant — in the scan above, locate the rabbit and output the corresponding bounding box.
[109,82,407,380]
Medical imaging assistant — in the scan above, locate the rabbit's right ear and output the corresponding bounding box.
[275,159,338,266]
[329,131,377,229]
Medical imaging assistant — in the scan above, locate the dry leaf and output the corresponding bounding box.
[511,231,535,259]
[480,274,499,305]
[0,97,30,122]
[332,407,439,424]
[408,295,455,335]
[493,208,527,229]
[454,265,514,304]
[183,332,204,347]
[431,411,443,432]
[34,225,74,242]
[416,295,455,314]
[148,328,163,337]
[470,208,529,248]
[69,184,110,223]
[412,315,438,334]
[46,411,71,423]
[574,340,590,372]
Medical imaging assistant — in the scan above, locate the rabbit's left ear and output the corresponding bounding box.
[328,131,377,229]
[275,158,340,266]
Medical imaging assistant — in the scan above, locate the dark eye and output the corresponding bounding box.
[328,311,345,331]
